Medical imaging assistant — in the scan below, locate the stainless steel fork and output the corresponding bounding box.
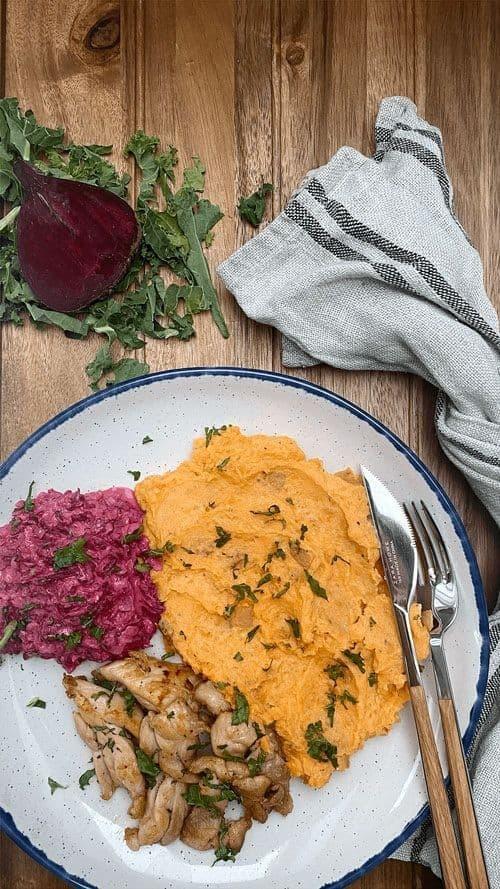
[406,501,490,889]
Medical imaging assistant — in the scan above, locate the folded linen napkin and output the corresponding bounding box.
[218,96,500,528]
[219,96,500,883]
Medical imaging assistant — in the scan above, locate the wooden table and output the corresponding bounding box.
[0,1,498,887]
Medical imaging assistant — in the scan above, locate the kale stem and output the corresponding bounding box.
[0,205,20,232]
[0,620,19,651]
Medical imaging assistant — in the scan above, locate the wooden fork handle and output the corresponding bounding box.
[409,686,466,889]
[439,697,490,888]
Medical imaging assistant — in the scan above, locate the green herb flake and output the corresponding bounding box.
[324,663,344,682]
[332,554,351,566]
[27,697,46,709]
[272,581,290,599]
[134,558,151,573]
[285,617,301,639]
[247,749,266,778]
[231,688,249,724]
[135,748,161,788]
[232,583,257,603]
[205,425,227,447]
[246,625,260,643]
[369,616,377,627]
[142,435,153,444]
[304,570,328,600]
[213,822,236,864]
[48,777,67,795]
[53,538,90,570]
[79,768,96,790]
[121,689,137,716]
[233,651,243,662]
[343,648,366,673]
[261,642,277,651]
[24,480,36,512]
[338,689,358,707]
[326,693,336,727]
[63,631,82,651]
[122,525,144,544]
[215,526,231,548]
[216,457,230,471]
[305,721,338,768]
[368,672,378,687]
[161,651,175,660]
[250,505,280,517]
[300,524,308,540]
[256,572,272,587]
[127,470,141,482]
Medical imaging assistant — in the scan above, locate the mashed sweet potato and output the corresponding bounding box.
[136,427,428,788]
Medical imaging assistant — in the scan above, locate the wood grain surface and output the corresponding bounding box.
[0,1,498,887]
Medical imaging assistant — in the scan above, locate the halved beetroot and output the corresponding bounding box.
[14,159,140,313]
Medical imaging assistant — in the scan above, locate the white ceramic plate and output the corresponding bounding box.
[0,368,488,889]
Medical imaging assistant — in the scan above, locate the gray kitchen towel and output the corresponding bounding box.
[218,96,500,528]
[218,96,500,882]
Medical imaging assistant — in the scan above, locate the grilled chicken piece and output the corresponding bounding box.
[189,755,250,781]
[97,653,200,712]
[233,775,273,822]
[152,702,207,740]
[125,776,188,850]
[95,727,146,818]
[226,815,252,852]
[181,807,222,851]
[210,712,257,757]
[259,729,293,816]
[63,675,143,738]
[139,714,159,757]
[92,750,115,800]
[73,712,99,751]
[194,681,231,716]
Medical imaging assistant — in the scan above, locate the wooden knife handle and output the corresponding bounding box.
[439,697,490,888]
[409,686,466,889]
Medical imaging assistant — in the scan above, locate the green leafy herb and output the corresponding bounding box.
[232,583,257,603]
[261,642,277,651]
[216,457,230,471]
[300,524,308,540]
[27,697,46,709]
[127,469,141,482]
[250,504,280,516]
[53,537,89,570]
[272,581,291,599]
[48,777,67,795]
[246,625,260,643]
[79,768,96,790]
[324,663,344,682]
[343,648,365,673]
[231,688,249,724]
[142,435,153,444]
[304,570,328,600]
[64,631,82,650]
[368,672,378,687]
[369,616,377,627]
[326,693,336,727]
[135,748,161,788]
[161,651,175,660]
[122,525,144,544]
[214,526,231,548]
[146,540,175,556]
[24,480,36,512]
[66,594,84,603]
[205,424,227,447]
[214,822,236,864]
[256,573,272,587]
[233,651,243,661]
[332,554,351,566]
[285,617,301,639]
[305,721,338,767]
[338,689,358,707]
[247,749,266,777]
[238,182,273,227]
[121,689,137,716]
[134,558,151,573]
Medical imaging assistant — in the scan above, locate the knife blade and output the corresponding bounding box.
[361,466,421,687]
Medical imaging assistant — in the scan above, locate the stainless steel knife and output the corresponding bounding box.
[361,466,466,889]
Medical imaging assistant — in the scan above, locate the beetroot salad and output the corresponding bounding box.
[0,486,162,670]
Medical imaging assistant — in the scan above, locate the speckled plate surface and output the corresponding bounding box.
[0,368,489,889]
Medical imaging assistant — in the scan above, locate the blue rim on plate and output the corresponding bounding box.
[0,366,490,889]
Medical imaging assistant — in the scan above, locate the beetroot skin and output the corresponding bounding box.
[0,487,162,671]
[14,159,140,312]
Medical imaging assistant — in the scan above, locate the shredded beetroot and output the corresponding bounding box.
[0,487,162,671]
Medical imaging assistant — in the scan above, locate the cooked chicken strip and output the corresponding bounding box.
[226,815,252,852]
[139,714,159,757]
[194,681,231,715]
[92,749,115,801]
[95,727,146,819]
[97,653,200,712]
[210,712,257,757]
[161,780,189,845]
[73,712,99,751]
[232,775,273,823]
[125,776,185,849]
[189,755,250,781]
[181,807,222,851]
[147,708,207,780]
[63,675,143,738]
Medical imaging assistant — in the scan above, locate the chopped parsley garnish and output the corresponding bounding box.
[135,748,161,788]
[231,688,249,724]
[24,480,36,512]
[246,625,260,643]
[142,435,153,444]
[205,424,227,447]
[232,583,257,603]
[368,672,378,687]
[343,649,366,673]
[66,594,85,603]
[332,554,351,566]
[127,469,141,482]
[60,631,82,650]
[305,721,338,767]
[80,613,94,629]
[135,558,151,573]
[338,689,358,707]
[161,651,175,660]
[48,777,67,795]
[247,749,266,777]
[272,582,290,599]
[250,504,280,516]
[285,617,301,639]
[214,526,231,548]
[146,540,175,556]
[369,616,377,627]
[79,768,96,789]
[233,651,243,661]
[324,663,344,682]
[215,680,229,689]
[27,697,46,709]
[53,538,90,570]
[121,689,137,716]
[304,570,328,600]
[122,525,144,543]
[261,642,277,650]
[89,625,104,640]
[300,524,308,540]
[238,182,273,227]
[216,457,230,471]
[256,573,272,587]
[214,822,236,864]
[326,693,336,727]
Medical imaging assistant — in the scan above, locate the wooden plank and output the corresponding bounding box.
[412,0,499,603]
